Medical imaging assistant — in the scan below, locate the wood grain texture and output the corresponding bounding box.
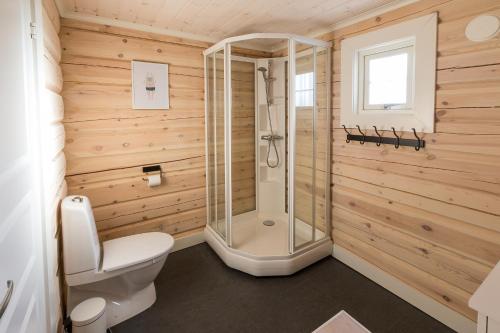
[62,19,256,241]
[231,60,256,215]
[61,19,207,240]
[43,7,61,62]
[59,0,394,49]
[43,0,60,33]
[315,311,370,333]
[328,0,500,321]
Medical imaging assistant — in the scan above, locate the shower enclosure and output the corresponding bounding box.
[204,33,332,276]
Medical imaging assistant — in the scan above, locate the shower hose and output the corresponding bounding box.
[261,70,280,169]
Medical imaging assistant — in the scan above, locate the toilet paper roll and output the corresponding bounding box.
[147,174,162,187]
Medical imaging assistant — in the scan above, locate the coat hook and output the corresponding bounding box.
[342,125,351,143]
[412,128,422,151]
[356,125,366,144]
[373,126,382,146]
[391,127,400,149]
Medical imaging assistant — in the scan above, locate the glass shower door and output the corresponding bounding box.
[313,46,330,242]
[206,49,227,239]
[292,42,315,249]
[230,57,256,217]
[290,40,330,251]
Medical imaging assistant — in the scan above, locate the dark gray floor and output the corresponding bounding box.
[113,243,455,333]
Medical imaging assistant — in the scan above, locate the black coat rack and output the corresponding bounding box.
[342,125,425,151]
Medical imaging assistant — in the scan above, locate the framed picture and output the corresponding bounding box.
[132,60,169,109]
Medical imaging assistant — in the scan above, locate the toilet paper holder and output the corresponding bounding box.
[142,165,162,181]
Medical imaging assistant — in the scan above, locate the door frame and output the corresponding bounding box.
[32,0,55,329]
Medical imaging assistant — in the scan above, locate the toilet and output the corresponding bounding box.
[61,195,174,328]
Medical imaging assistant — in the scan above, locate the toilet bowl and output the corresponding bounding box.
[61,195,174,328]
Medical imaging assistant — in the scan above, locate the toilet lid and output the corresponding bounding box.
[102,232,174,272]
[71,297,106,326]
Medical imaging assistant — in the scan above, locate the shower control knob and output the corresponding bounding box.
[260,134,283,141]
[261,135,272,141]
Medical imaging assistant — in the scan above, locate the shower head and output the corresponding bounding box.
[257,66,268,81]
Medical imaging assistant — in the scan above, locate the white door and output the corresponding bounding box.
[0,0,48,332]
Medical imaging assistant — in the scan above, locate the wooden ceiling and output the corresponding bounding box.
[59,0,398,48]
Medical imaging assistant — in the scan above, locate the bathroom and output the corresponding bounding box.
[0,0,499,332]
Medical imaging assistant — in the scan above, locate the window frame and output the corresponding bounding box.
[358,41,415,112]
[340,13,437,133]
[295,71,314,108]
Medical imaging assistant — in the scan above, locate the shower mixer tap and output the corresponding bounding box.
[261,134,283,141]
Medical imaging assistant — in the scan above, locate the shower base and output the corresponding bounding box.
[204,211,332,276]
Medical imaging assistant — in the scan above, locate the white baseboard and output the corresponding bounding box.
[333,244,477,333]
[172,230,205,253]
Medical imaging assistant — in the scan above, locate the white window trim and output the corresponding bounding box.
[359,41,414,112]
[341,13,437,133]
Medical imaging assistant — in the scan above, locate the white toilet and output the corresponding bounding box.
[61,195,174,328]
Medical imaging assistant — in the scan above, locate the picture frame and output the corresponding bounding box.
[132,60,169,110]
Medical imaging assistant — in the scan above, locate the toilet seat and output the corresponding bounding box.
[102,232,174,272]
[65,232,174,286]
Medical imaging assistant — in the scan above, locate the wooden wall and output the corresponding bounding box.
[41,0,66,330]
[61,19,208,241]
[294,50,329,235]
[61,20,261,241]
[231,60,256,216]
[324,0,500,321]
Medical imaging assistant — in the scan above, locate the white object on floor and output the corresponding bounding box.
[61,195,175,328]
[469,261,500,333]
[71,297,107,333]
[313,310,371,333]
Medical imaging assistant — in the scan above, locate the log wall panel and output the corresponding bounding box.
[333,206,490,294]
[42,89,64,125]
[43,52,63,92]
[325,0,500,321]
[231,60,256,215]
[62,19,256,241]
[334,230,476,319]
[42,0,60,33]
[43,7,61,63]
[61,18,209,240]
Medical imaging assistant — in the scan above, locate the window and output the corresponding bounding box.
[295,72,313,107]
[359,42,414,112]
[340,13,437,133]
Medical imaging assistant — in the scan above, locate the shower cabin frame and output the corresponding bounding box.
[203,33,332,276]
